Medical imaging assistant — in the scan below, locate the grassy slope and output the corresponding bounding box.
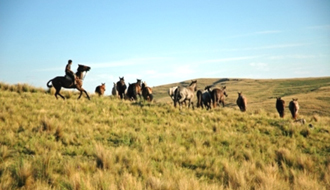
[153,77,330,117]
[0,78,330,190]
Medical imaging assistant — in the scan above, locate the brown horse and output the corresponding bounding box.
[289,98,299,120]
[116,77,127,99]
[276,97,285,118]
[211,86,228,108]
[236,92,247,112]
[174,80,197,109]
[47,64,91,100]
[95,83,106,96]
[142,81,153,102]
[126,79,142,101]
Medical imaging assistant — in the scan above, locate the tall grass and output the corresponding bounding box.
[0,81,329,189]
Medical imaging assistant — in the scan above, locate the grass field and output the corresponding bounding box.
[0,77,330,190]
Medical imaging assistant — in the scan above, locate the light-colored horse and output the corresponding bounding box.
[142,81,153,102]
[112,82,119,98]
[289,98,299,120]
[168,86,178,100]
[174,80,197,109]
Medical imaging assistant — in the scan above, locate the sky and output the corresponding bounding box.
[0,0,329,95]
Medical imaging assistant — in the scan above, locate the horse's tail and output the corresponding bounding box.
[212,90,217,108]
[133,83,138,100]
[47,79,53,88]
[196,90,202,108]
[148,94,154,102]
[174,87,180,107]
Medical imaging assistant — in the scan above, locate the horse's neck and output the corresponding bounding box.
[188,83,196,91]
[76,71,83,79]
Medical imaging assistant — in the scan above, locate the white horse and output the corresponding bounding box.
[168,86,178,100]
[174,80,197,109]
[112,82,119,98]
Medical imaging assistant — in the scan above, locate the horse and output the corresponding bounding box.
[126,79,142,101]
[211,86,228,108]
[276,97,285,118]
[289,98,299,120]
[142,81,153,102]
[236,92,247,112]
[47,64,91,100]
[95,83,106,96]
[168,86,178,101]
[112,82,119,98]
[196,87,212,110]
[174,80,197,109]
[116,77,127,99]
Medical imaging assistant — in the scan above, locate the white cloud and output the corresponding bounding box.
[203,56,260,63]
[229,30,282,38]
[82,57,172,69]
[249,62,269,71]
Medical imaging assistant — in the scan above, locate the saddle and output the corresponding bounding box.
[65,74,72,81]
[65,74,77,86]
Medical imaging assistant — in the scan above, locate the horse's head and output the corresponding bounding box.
[142,81,147,89]
[101,83,106,90]
[137,79,142,86]
[119,77,125,86]
[238,92,242,97]
[189,80,197,91]
[77,64,91,72]
[222,86,228,97]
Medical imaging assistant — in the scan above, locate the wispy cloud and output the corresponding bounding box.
[249,62,269,71]
[229,30,282,38]
[268,53,330,60]
[244,43,310,51]
[307,25,330,30]
[84,57,172,69]
[203,56,260,63]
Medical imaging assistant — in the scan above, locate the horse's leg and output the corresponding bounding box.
[76,85,90,100]
[84,90,91,100]
[78,90,83,99]
[55,87,65,100]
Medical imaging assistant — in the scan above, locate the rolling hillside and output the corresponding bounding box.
[0,77,329,190]
[152,77,330,117]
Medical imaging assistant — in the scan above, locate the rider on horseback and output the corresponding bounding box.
[65,59,76,86]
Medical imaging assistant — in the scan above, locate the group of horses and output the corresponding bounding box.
[168,80,300,120]
[46,64,153,102]
[276,97,300,120]
[168,80,242,111]
[97,77,154,102]
[46,65,299,119]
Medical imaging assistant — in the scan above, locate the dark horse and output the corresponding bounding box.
[236,92,247,112]
[47,64,91,100]
[211,86,228,108]
[276,97,285,118]
[174,80,197,109]
[116,77,127,99]
[196,86,212,110]
[127,79,142,101]
[142,81,153,102]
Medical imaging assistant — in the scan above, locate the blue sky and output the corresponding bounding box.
[0,0,329,95]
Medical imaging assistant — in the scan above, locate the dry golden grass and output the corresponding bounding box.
[0,78,329,190]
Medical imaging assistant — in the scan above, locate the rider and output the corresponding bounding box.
[65,59,76,85]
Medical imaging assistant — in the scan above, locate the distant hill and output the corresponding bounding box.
[152,77,330,117]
